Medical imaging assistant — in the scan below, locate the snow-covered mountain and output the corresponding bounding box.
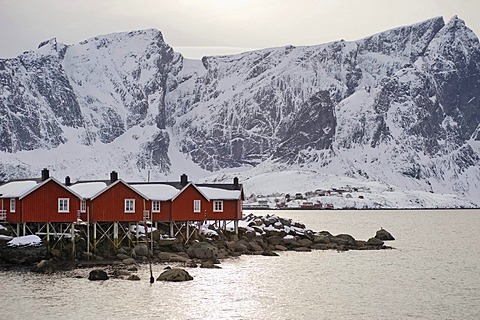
[0,16,479,206]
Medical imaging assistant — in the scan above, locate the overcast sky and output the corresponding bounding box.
[1,0,479,59]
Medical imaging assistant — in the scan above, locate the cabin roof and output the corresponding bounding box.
[0,180,38,198]
[69,181,108,198]
[129,183,180,201]
[197,186,242,200]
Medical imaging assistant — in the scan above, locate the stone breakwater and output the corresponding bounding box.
[0,213,394,279]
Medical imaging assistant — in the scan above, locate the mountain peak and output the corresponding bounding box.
[1,17,480,205]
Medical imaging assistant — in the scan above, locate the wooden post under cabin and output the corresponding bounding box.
[93,222,97,252]
[46,223,50,252]
[113,222,119,248]
[71,223,75,259]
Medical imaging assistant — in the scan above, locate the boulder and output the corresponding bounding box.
[200,261,222,269]
[335,234,356,246]
[157,268,193,282]
[297,238,313,247]
[122,257,137,265]
[247,241,264,252]
[233,243,248,253]
[313,235,330,244]
[266,236,283,246]
[367,237,384,247]
[134,244,149,257]
[274,245,288,251]
[88,269,109,281]
[186,242,219,260]
[116,253,130,260]
[31,259,57,274]
[158,252,190,263]
[261,250,279,256]
[127,275,141,281]
[112,269,131,278]
[375,229,395,241]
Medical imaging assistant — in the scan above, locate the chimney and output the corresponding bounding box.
[233,177,240,189]
[110,171,118,183]
[41,168,49,181]
[65,176,71,186]
[180,174,188,187]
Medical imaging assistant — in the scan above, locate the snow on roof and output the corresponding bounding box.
[69,182,108,198]
[198,186,241,200]
[130,184,180,201]
[7,235,42,247]
[0,180,38,198]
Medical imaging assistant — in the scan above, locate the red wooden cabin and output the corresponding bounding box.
[88,178,150,222]
[0,172,82,223]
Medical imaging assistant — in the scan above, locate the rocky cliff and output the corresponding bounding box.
[0,16,479,203]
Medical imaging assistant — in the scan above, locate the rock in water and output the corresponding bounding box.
[88,269,109,281]
[186,242,219,260]
[157,268,193,282]
[31,259,56,274]
[375,229,395,241]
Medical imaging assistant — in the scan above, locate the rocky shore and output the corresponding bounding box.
[0,213,395,280]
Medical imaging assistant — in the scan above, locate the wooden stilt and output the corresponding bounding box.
[93,222,97,252]
[113,222,119,248]
[71,223,75,259]
[46,223,50,252]
[170,221,174,237]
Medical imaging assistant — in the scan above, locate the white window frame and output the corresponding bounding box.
[80,199,86,213]
[213,200,223,212]
[58,198,70,213]
[193,200,201,213]
[124,199,135,213]
[10,198,16,213]
[152,200,160,213]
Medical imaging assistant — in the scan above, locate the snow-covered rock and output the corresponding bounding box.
[0,16,479,206]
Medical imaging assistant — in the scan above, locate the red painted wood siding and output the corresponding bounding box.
[21,180,80,223]
[171,185,210,221]
[151,201,172,222]
[90,182,148,222]
[207,199,241,220]
[2,198,23,223]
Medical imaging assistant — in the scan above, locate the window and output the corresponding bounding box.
[124,199,135,213]
[10,199,16,213]
[58,198,70,213]
[213,200,223,212]
[152,201,160,213]
[80,199,86,213]
[193,200,201,213]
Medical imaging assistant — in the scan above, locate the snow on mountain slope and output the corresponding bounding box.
[0,16,479,207]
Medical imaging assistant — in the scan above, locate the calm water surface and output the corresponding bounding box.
[1,209,479,319]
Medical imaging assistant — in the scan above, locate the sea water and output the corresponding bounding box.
[1,209,479,320]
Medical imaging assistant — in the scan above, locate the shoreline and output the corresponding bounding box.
[0,212,396,276]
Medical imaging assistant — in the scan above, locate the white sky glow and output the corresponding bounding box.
[0,0,479,59]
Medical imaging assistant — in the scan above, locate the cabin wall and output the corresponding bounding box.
[171,185,209,221]
[151,201,172,222]
[206,199,240,220]
[21,180,80,223]
[2,198,23,223]
[91,183,147,222]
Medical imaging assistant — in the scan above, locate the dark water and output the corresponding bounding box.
[1,209,479,319]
